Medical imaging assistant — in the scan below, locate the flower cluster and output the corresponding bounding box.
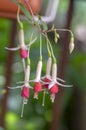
[6,1,74,117]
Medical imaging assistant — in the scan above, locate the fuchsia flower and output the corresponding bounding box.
[5,29,36,59]
[48,63,72,102]
[33,60,43,99]
[42,57,72,103]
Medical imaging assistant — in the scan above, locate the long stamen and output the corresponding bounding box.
[42,90,46,106]
[21,99,25,118]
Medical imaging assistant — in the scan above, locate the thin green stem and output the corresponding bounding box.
[28,32,34,50]
[24,0,34,20]
[45,28,74,38]
[46,35,56,63]
[17,5,23,29]
[40,34,42,60]
[46,38,51,57]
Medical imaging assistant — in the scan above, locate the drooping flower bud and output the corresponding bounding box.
[69,36,74,54]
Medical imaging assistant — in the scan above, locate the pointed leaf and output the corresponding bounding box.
[18,2,33,21]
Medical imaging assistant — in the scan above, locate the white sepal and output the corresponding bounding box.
[8,86,23,89]
[56,77,66,82]
[56,81,73,87]
[5,46,20,51]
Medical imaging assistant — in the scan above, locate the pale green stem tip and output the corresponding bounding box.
[53,57,56,64]
[70,36,74,43]
[27,58,30,65]
[48,51,51,57]
[40,55,42,61]
[19,22,23,29]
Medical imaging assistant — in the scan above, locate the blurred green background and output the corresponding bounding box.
[0,0,86,130]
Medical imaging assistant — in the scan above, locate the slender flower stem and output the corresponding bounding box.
[45,28,74,38]
[21,99,25,118]
[40,34,42,60]
[42,90,46,106]
[17,5,23,29]
[24,0,35,20]
[46,35,56,63]
[46,37,51,57]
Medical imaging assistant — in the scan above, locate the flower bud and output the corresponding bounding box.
[69,37,74,54]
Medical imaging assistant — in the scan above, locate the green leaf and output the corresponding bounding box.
[18,2,33,21]
[11,0,33,21]
[12,0,33,21]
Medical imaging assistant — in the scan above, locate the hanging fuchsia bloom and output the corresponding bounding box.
[33,60,42,99]
[42,57,52,88]
[48,63,72,102]
[19,29,29,59]
[21,63,31,101]
[5,29,36,59]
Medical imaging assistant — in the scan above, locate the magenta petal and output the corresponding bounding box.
[33,82,42,92]
[43,77,51,88]
[50,84,59,93]
[21,86,30,98]
[20,48,28,58]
